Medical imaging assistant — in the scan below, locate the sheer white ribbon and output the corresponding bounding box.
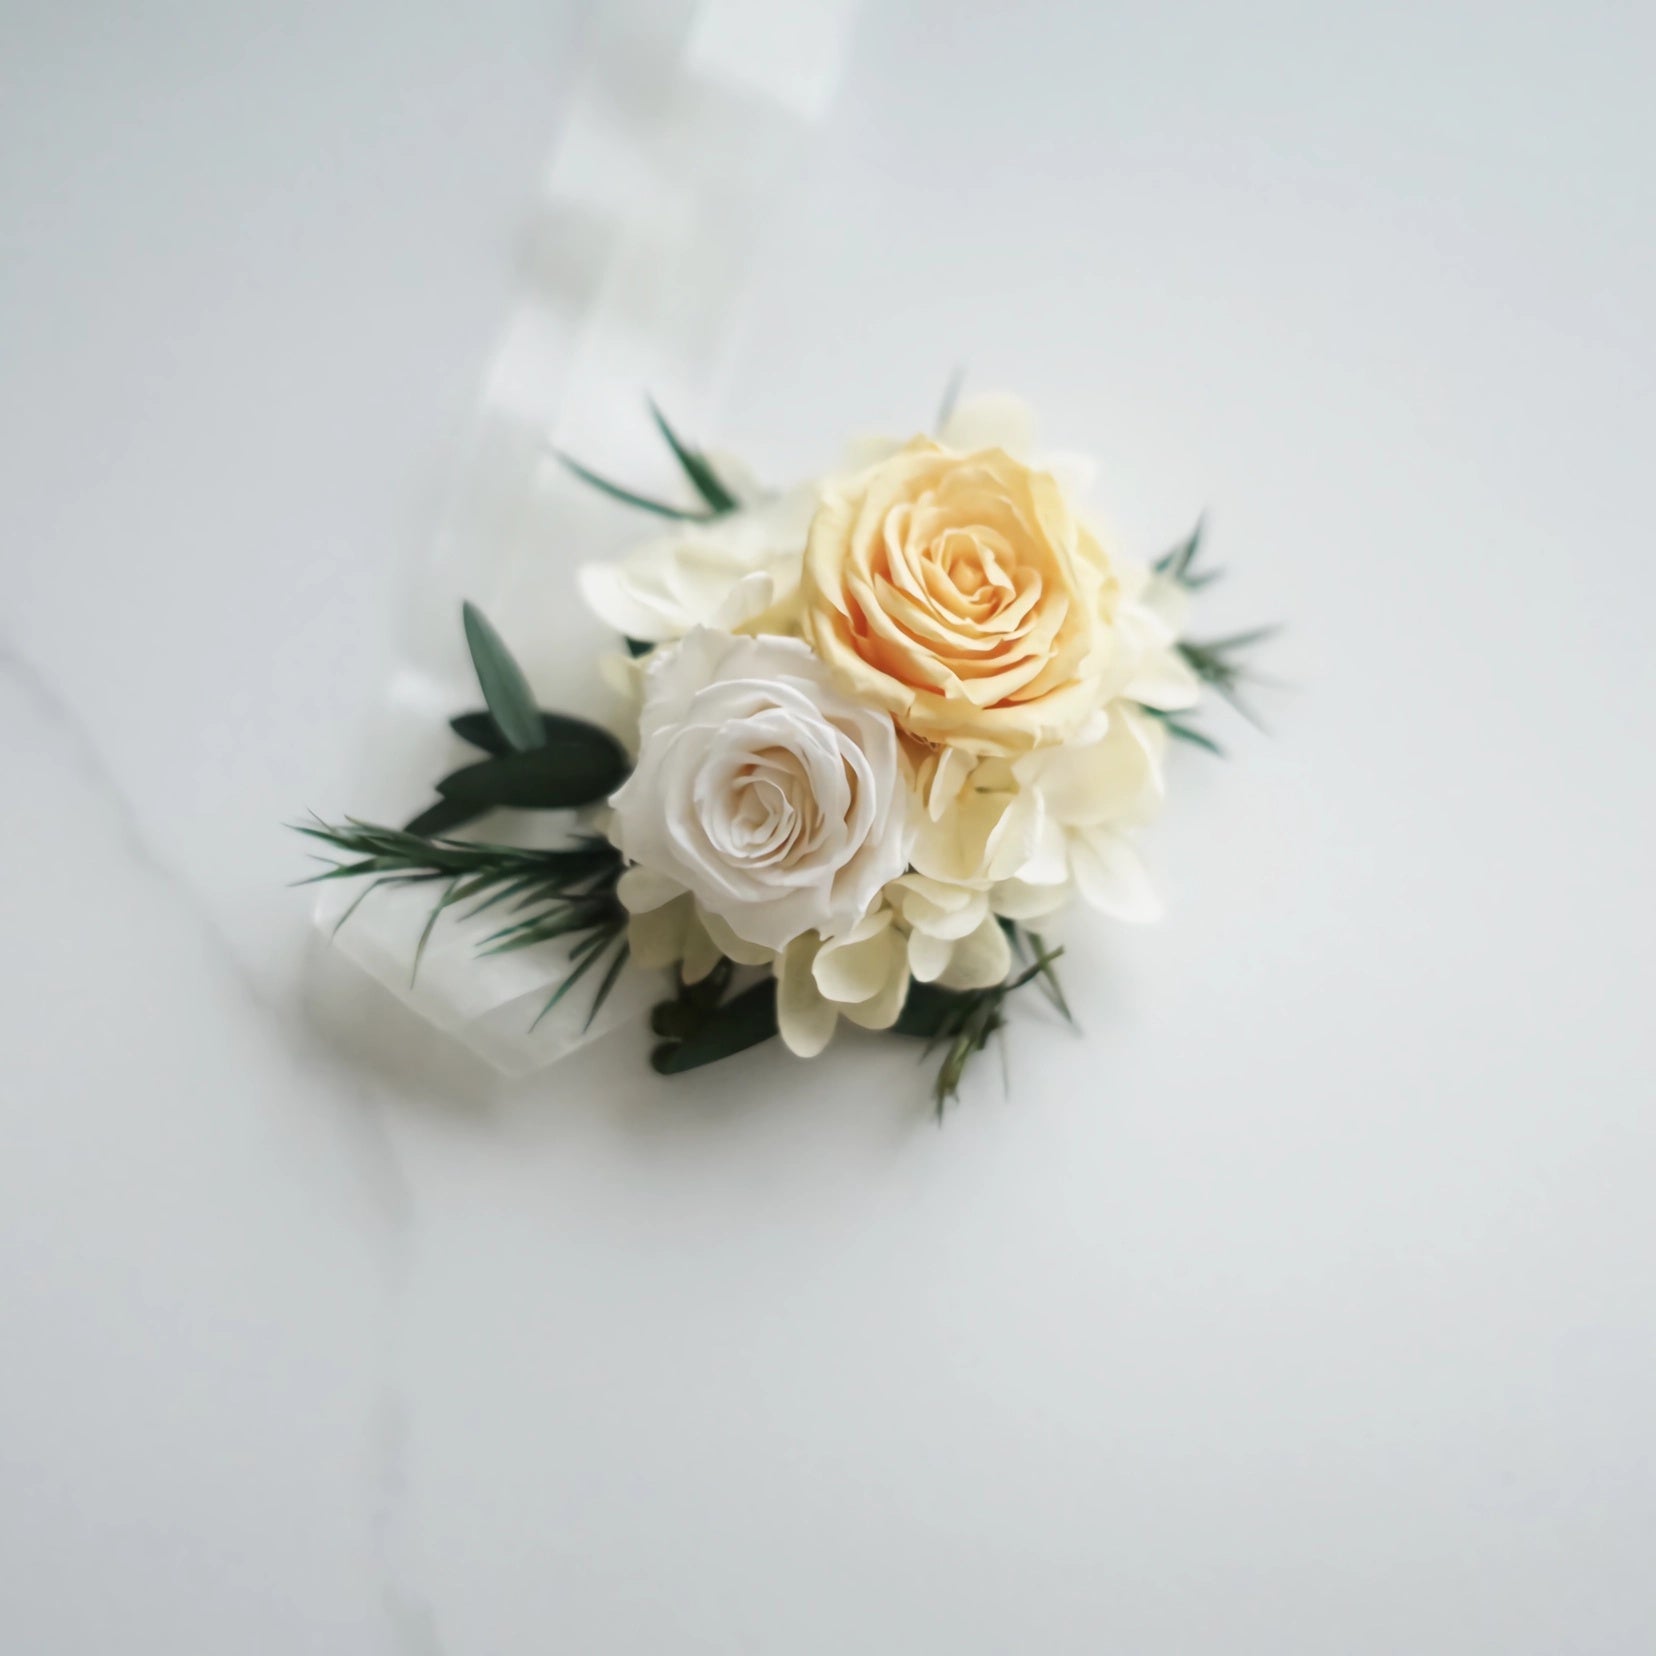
[314,0,862,1073]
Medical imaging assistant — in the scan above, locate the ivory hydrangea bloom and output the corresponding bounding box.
[909,703,1168,925]
[609,629,913,952]
[800,438,1121,756]
[577,483,817,645]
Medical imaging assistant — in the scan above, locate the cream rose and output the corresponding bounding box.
[609,629,912,952]
[800,438,1119,756]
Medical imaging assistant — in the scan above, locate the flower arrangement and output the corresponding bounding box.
[300,391,1272,1109]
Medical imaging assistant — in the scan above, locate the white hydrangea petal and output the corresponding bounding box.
[984,791,1044,883]
[617,864,683,914]
[908,928,953,984]
[924,744,975,821]
[1070,827,1162,923]
[890,874,984,940]
[679,913,724,984]
[812,910,898,1004]
[936,913,1012,991]
[991,878,1072,921]
[710,568,777,629]
[697,908,775,969]
[939,392,1036,458]
[777,935,838,1058]
[577,561,681,641]
[841,942,910,1031]
[626,895,691,969]
[1138,572,1191,634]
[1019,813,1071,886]
[1124,646,1201,712]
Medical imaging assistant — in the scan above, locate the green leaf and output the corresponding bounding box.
[624,638,655,659]
[450,708,630,759]
[584,942,632,1031]
[404,796,487,837]
[651,980,779,1075]
[555,450,712,522]
[461,602,543,753]
[435,736,628,813]
[894,980,976,1040]
[649,399,738,514]
[1161,718,1225,757]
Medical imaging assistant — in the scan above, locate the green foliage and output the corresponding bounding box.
[649,400,739,514]
[896,940,1067,1116]
[1177,627,1280,726]
[435,740,627,813]
[461,601,542,752]
[1145,518,1277,744]
[553,451,713,522]
[401,609,631,837]
[1141,705,1226,758]
[1153,516,1222,591]
[555,394,742,524]
[296,820,628,1028]
[650,974,780,1075]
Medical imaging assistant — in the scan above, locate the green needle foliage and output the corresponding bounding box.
[896,942,1068,1117]
[1154,516,1222,591]
[1143,517,1278,745]
[1176,627,1279,726]
[1141,705,1226,758]
[555,395,741,524]
[296,820,629,1029]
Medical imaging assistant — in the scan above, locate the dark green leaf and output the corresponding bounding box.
[651,980,779,1075]
[435,737,628,813]
[649,399,738,514]
[624,637,655,659]
[450,708,630,758]
[404,796,487,837]
[461,602,542,753]
[555,450,712,522]
[894,980,976,1040]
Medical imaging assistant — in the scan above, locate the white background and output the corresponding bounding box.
[3,2,1654,1651]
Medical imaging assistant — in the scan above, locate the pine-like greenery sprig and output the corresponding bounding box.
[296,819,629,1030]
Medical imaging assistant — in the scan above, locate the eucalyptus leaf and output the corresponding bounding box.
[435,737,628,813]
[451,708,629,759]
[651,980,779,1075]
[461,602,542,753]
[404,796,487,838]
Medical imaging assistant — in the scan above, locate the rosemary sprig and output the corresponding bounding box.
[1154,515,1222,590]
[295,819,629,1030]
[1176,627,1280,726]
[896,943,1066,1117]
[1141,705,1226,758]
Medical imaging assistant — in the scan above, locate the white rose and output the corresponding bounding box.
[577,485,817,645]
[609,629,913,952]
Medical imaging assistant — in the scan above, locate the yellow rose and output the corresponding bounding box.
[799,439,1119,755]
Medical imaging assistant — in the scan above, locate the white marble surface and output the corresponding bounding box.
[3,3,1655,1652]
